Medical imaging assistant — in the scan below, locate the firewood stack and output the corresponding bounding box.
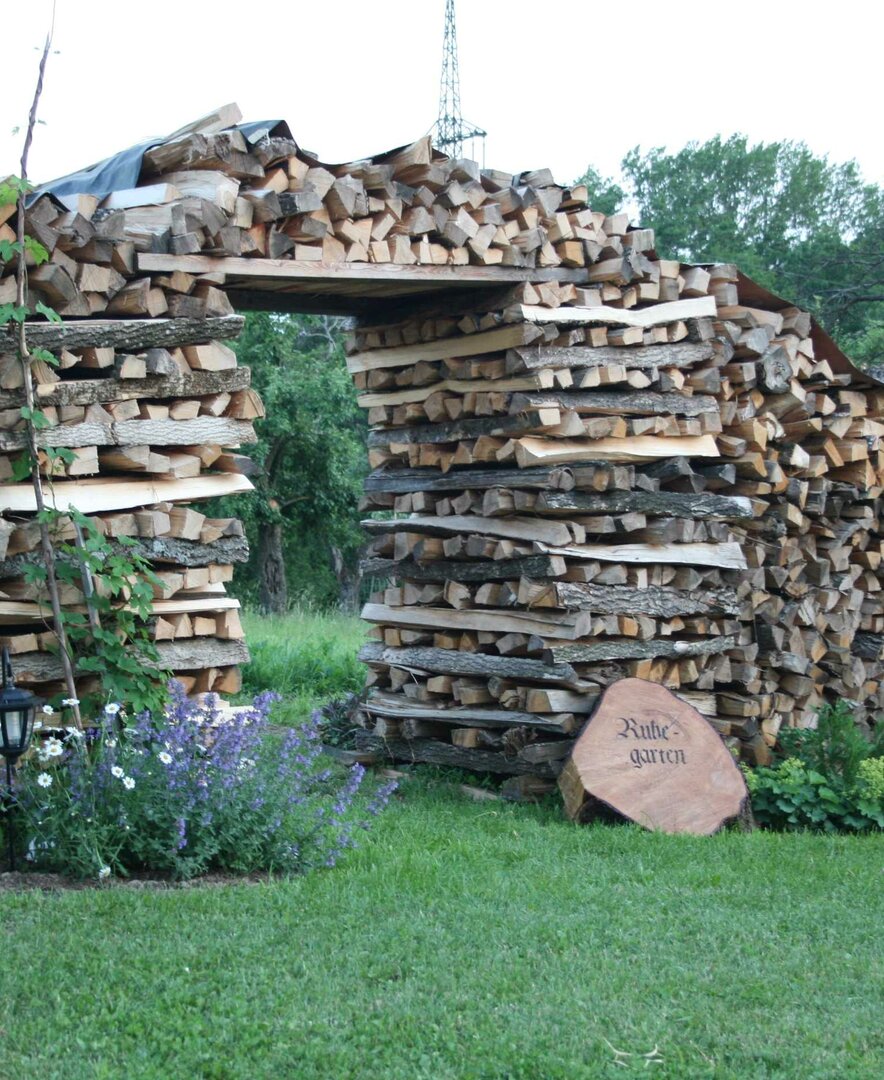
[350,257,883,781]
[0,312,258,703]
[0,103,880,759]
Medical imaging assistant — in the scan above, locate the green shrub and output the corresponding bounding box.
[746,703,884,832]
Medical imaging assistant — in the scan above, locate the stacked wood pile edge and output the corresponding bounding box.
[1,105,881,793]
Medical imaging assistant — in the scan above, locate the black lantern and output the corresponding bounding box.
[0,647,39,871]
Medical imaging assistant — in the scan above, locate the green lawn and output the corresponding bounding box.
[2,612,881,1078]
[1,775,881,1079]
[239,608,366,719]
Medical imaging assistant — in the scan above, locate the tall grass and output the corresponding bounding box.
[240,609,366,720]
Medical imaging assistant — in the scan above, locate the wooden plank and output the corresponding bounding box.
[138,253,587,286]
[361,602,592,640]
[0,596,240,626]
[507,342,714,372]
[543,582,742,617]
[358,642,585,688]
[545,635,738,665]
[0,474,253,513]
[347,324,544,373]
[362,465,578,494]
[544,542,747,569]
[354,734,556,778]
[0,418,256,452]
[513,434,719,467]
[9,637,249,681]
[536,491,754,520]
[0,316,243,354]
[363,695,575,734]
[362,553,567,584]
[515,297,717,328]
[357,372,556,408]
[510,391,719,417]
[361,514,575,546]
[10,369,252,409]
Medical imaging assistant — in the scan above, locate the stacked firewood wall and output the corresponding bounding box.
[0,311,259,702]
[0,105,880,752]
[352,252,883,782]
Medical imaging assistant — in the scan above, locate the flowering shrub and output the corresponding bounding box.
[12,683,396,880]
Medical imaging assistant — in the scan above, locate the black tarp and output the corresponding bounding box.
[30,120,293,204]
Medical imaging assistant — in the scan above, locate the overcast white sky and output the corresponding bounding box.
[2,0,882,189]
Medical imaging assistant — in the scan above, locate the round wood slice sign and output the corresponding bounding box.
[560,678,747,834]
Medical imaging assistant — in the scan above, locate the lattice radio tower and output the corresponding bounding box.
[431,0,486,160]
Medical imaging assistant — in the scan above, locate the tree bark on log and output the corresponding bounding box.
[359,642,585,688]
[353,733,556,777]
[0,368,251,409]
[361,553,567,584]
[506,341,714,372]
[0,315,244,353]
[537,490,754,520]
[538,581,742,617]
[545,634,738,665]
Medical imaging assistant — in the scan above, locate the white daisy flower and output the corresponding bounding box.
[62,698,80,707]
[44,738,64,759]
[105,738,117,748]
[37,772,53,788]
[122,776,135,790]
[158,751,173,765]
[42,704,54,715]
[98,866,111,880]
[110,765,124,778]
[104,703,121,716]
[65,727,84,739]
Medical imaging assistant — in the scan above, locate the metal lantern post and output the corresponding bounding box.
[0,647,39,871]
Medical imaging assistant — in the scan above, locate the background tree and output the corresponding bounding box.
[215,312,367,614]
[579,136,883,366]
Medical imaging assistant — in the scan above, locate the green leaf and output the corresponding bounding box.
[34,301,62,324]
[0,238,22,262]
[31,347,59,367]
[23,235,50,265]
[0,302,28,326]
[10,451,33,483]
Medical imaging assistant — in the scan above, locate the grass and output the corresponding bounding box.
[238,607,366,719]
[2,613,881,1078]
[1,778,881,1079]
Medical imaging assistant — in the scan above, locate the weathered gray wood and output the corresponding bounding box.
[364,694,575,734]
[363,465,580,494]
[0,315,243,353]
[0,368,251,409]
[0,417,256,452]
[139,253,586,288]
[362,553,567,584]
[540,582,742,617]
[536,490,754,520]
[10,637,249,682]
[0,535,248,580]
[362,514,574,546]
[544,541,747,570]
[506,342,715,373]
[367,411,559,448]
[853,633,884,660]
[157,637,250,670]
[358,642,584,688]
[353,733,556,778]
[348,323,544,373]
[545,635,738,665]
[362,602,591,640]
[509,390,719,417]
